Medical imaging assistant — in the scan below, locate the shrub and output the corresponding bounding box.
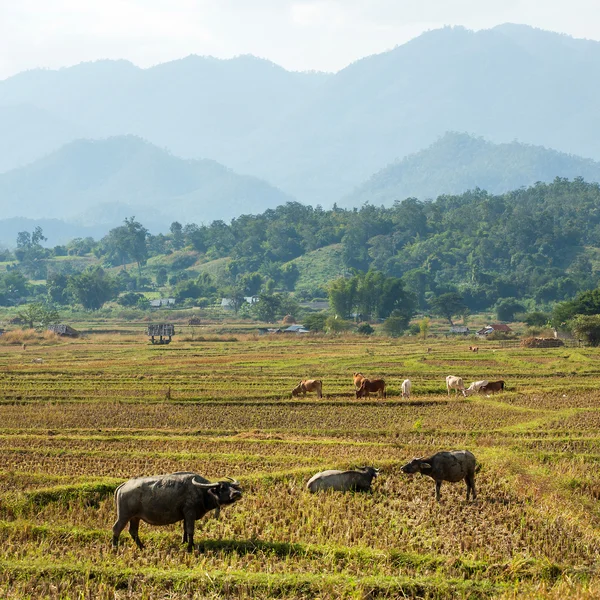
[569,314,600,346]
[325,316,351,333]
[382,316,408,338]
[304,313,328,332]
[357,323,374,336]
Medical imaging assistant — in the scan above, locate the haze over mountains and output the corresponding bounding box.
[1,22,600,242]
[0,136,292,230]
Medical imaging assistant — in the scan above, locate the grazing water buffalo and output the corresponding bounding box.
[446,375,466,397]
[291,379,323,398]
[307,466,379,492]
[401,450,477,501]
[112,472,242,552]
[479,380,505,394]
[356,378,386,398]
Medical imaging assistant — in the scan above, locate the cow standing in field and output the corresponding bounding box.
[112,472,242,552]
[479,380,505,394]
[291,379,323,398]
[353,372,366,390]
[401,450,477,502]
[401,379,411,398]
[464,380,488,396]
[446,375,466,397]
[356,378,386,399]
[469,346,479,352]
[307,466,379,492]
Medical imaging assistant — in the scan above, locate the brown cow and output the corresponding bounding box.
[353,372,366,390]
[469,346,479,353]
[292,379,323,398]
[479,380,504,394]
[356,378,386,399]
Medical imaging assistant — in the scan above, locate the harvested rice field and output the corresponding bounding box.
[1,333,600,598]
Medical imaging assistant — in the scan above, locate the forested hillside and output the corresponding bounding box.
[2,179,599,321]
[343,133,600,207]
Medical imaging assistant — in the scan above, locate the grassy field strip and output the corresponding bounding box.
[0,521,584,585]
[0,560,511,599]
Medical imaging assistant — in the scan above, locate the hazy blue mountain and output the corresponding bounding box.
[2,24,600,206]
[341,132,600,207]
[0,104,85,172]
[0,56,330,172]
[0,136,294,225]
[238,24,600,202]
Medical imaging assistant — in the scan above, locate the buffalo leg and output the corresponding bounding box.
[184,512,195,552]
[466,475,476,501]
[182,524,188,544]
[435,480,442,502]
[129,517,144,550]
[112,517,128,549]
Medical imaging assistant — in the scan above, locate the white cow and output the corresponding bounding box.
[446,375,466,397]
[401,379,411,398]
[464,380,489,396]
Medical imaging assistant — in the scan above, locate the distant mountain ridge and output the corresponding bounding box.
[0,136,294,227]
[342,132,600,206]
[2,24,600,206]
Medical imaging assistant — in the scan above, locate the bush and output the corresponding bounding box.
[304,313,328,332]
[325,316,351,333]
[517,311,550,327]
[357,323,374,336]
[407,322,421,336]
[569,314,600,346]
[382,316,408,337]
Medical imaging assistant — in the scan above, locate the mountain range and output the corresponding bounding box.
[2,23,600,239]
[0,136,292,231]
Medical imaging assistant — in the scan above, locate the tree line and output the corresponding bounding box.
[1,177,600,329]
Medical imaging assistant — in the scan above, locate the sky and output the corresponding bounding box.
[1,0,600,79]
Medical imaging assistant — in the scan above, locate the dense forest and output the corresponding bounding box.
[1,178,599,329]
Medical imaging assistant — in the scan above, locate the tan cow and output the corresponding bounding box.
[292,379,323,398]
[353,372,366,390]
[356,378,386,399]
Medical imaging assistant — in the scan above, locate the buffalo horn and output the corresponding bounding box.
[191,477,220,489]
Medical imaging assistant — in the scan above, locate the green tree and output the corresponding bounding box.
[495,298,526,322]
[17,303,59,329]
[252,293,281,323]
[170,221,185,250]
[429,292,467,325]
[519,311,549,327]
[418,317,430,339]
[46,273,70,305]
[156,267,168,286]
[304,313,328,332]
[68,267,117,310]
[569,315,600,346]
[382,312,409,337]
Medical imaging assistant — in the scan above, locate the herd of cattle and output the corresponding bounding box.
[292,373,506,399]
[112,372,492,552]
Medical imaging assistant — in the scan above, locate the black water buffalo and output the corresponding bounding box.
[401,450,477,501]
[112,472,242,552]
[307,466,379,492]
